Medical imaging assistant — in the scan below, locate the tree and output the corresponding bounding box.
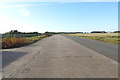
[114,31,120,33]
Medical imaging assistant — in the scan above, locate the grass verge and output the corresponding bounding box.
[66,33,120,45]
[1,35,47,49]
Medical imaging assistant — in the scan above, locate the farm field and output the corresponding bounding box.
[1,34,47,49]
[66,33,119,45]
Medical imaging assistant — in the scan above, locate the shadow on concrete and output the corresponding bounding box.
[2,51,28,68]
[64,35,118,62]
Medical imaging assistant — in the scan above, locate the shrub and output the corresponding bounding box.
[11,37,25,47]
[2,35,47,49]
[2,37,12,48]
[2,37,25,49]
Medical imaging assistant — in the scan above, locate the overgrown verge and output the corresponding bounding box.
[79,36,120,45]
[66,33,120,45]
[1,35,48,49]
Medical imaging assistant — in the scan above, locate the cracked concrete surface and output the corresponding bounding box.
[1,35,118,78]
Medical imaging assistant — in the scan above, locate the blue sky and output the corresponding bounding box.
[0,1,118,33]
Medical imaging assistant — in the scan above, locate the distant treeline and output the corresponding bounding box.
[2,30,120,38]
[5,30,40,34]
[45,32,83,34]
[2,30,41,38]
[91,31,120,33]
[45,31,120,34]
[113,31,120,33]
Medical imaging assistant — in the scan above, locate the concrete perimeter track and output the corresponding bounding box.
[1,35,118,78]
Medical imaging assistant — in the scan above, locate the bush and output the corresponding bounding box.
[11,37,25,47]
[2,37,25,49]
[2,35,47,49]
[2,37,12,48]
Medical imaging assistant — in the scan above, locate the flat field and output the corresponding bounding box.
[66,33,119,45]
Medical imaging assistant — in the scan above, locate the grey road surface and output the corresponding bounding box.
[2,35,118,78]
[64,35,118,61]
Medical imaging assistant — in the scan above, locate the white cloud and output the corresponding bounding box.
[0,3,51,9]
[0,3,41,8]
[0,0,118,8]
[0,15,44,33]
[0,4,25,8]
[18,8,31,17]
[0,0,119,2]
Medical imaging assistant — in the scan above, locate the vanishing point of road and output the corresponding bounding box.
[2,35,118,78]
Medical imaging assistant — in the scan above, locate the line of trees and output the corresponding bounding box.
[113,31,120,33]
[5,30,40,34]
[3,30,120,35]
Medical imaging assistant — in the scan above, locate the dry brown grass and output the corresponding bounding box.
[2,37,25,49]
[66,33,119,45]
[67,33,118,37]
[1,35,47,49]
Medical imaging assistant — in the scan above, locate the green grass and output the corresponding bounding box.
[66,33,119,45]
[23,35,46,44]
